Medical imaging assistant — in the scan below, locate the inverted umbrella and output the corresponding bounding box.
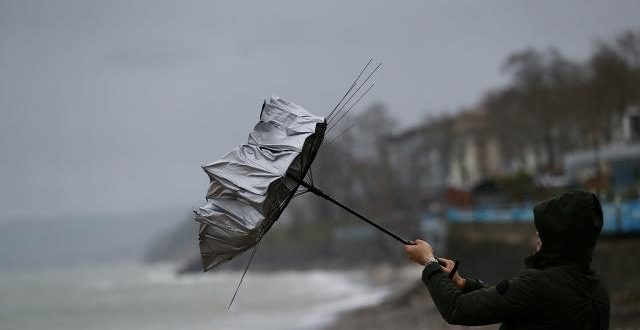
[194,61,431,306]
[195,96,327,271]
[195,95,412,271]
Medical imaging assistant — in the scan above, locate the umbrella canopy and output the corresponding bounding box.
[195,96,326,271]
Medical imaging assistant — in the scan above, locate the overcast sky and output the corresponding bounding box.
[1,0,639,221]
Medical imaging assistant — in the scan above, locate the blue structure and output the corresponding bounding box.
[564,143,640,192]
[446,201,640,234]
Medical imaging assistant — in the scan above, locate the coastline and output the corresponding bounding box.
[322,264,498,330]
[324,264,640,330]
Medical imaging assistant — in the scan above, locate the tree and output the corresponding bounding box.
[499,48,584,172]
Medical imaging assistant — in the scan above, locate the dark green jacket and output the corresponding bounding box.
[423,191,610,329]
[422,263,609,329]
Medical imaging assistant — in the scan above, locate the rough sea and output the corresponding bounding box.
[0,263,389,330]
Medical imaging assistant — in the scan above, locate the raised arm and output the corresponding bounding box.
[423,263,541,326]
[405,239,540,326]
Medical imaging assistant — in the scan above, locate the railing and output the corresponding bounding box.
[446,201,640,233]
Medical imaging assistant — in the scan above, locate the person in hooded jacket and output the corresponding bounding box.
[405,190,610,329]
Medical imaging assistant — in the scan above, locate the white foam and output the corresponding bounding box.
[4,263,396,330]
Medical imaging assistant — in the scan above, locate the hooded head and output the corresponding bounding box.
[526,190,603,268]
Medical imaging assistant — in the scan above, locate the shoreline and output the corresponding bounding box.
[323,265,640,330]
[322,264,499,330]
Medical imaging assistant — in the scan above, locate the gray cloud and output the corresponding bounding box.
[1,0,639,221]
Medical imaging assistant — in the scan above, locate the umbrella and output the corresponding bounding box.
[195,93,413,265]
[194,61,423,306]
[195,96,328,271]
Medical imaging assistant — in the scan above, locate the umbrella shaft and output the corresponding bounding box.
[298,180,413,245]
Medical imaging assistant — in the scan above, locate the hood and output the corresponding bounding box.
[526,190,603,268]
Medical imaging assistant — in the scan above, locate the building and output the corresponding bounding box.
[447,109,503,188]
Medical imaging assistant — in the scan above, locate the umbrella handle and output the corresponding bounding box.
[298,180,414,245]
[449,259,460,279]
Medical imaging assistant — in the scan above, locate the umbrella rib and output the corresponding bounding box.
[299,149,304,174]
[304,135,323,185]
[327,83,375,133]
[328,60,377,123]
[227,185,292,309]
[228,237,263,310]
[328,62,381,124]
[325,122,356,148]
[264,188,288,232]
[326,58,373,121]
[294,189,308,198]
[310,124,356,174]
[299,128,324,186]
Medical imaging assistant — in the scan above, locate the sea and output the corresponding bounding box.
[0,263,390,330]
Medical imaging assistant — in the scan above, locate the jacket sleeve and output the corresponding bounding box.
[422,263,541,326]
[461,277,487,293]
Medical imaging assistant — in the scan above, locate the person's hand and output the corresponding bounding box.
[438,257,466,289]
[404,239,434,265]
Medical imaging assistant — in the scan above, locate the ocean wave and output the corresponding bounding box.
[299,286,390,329]
[7,262,396,330]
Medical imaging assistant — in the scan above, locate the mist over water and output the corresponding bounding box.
[0,263,389,330]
